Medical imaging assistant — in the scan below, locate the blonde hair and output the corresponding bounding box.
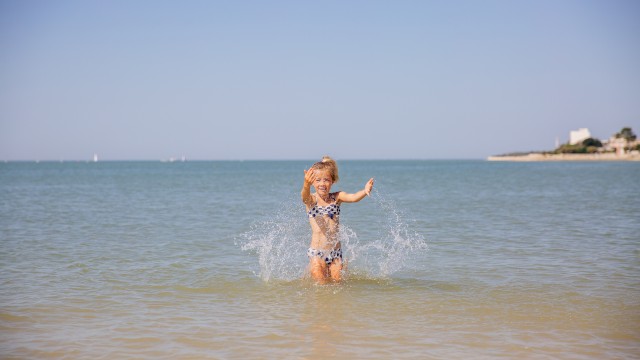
[311,155,339,183]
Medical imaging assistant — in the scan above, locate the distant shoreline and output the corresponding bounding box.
[487,153,640,162]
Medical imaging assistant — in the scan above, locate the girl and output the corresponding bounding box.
[301,156,374,283]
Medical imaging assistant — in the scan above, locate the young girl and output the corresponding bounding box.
[301,156,374,283]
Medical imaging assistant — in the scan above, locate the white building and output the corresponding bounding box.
[569,128,591,145]
[607,137,627,155]
[603,136,639,155]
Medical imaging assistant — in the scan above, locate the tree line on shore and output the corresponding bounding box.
[553,127,638,154]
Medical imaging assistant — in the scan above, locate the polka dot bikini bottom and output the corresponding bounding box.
[307,248,343,266]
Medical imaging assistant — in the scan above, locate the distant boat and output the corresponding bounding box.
[93,154,99,162]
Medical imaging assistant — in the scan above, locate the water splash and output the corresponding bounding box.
[237,198,309,282]
[238,185,428,282]
[351,187,429,277]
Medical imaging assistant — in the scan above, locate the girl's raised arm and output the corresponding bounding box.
[301,168,316,206]
[337,178,374,203]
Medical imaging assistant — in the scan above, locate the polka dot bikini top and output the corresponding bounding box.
[307,202,341,219]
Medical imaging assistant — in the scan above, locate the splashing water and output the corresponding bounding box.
[237,198,309,282]
[353,187,429,277]
[238,185,428,282]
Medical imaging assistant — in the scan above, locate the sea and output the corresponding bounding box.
[1,160,638,359]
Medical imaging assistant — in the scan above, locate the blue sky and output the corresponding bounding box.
[1,0,639,160]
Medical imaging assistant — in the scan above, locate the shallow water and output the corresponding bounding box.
[1,160,639,359]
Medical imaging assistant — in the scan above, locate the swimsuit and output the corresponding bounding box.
[307,194,343,265]
[307,202,341,219]
[307,248,343,266]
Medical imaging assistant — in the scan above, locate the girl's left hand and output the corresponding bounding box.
[364,178,374,196]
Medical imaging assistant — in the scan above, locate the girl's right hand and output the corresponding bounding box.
[303,167,316,186]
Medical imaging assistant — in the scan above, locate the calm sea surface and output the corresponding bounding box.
[1,160,638,359]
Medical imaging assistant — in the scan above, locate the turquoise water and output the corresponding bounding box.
[1,160,639,359]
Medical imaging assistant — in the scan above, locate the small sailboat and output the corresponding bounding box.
[93,153,99,162]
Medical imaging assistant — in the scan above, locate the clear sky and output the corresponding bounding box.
[1,0,639,160]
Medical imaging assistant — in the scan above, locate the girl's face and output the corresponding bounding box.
[313,170,333,196]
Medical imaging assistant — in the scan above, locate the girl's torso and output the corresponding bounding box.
[306,192,341,250]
